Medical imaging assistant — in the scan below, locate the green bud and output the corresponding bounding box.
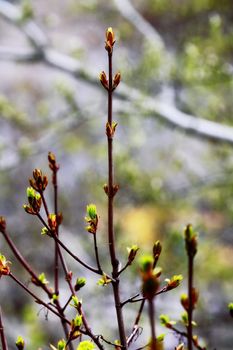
[52,293,59,303]
[157,334,165,342]
[16,336,25,350]
[97,273,112,286]
[160,314,176,329]
[57,339,66,350]
[160,314,170,326]
[27,186,35,199]
[41,227,49,235]
[184,224,198,257]
[70,295,80,308]
[228,302,233,318]
[153,240,162,265]
[127,245,139,264]
[181,311,188,326]
[73,314,82,328]
[75,277,86,291]
[139,255,154,273]
[86,204,97,220]
[77,341,95,350]
[165,274,183,290]
[38,272,49,285]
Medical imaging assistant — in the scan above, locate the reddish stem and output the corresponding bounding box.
[106,50,127,350]
[188,255,194,350]
[0,307,8,350]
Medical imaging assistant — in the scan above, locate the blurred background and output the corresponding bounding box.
[0,0,233,349]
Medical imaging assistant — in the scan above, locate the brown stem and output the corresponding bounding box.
[53,169,59,297]
[187,255,194,350]
[122,286,170,307]
[170,325,205,350]
[106,50,127,350]
[148,299,156,350]
[127,300,145,346]
[117,262,130,276]
[0,307,8,350]
[40,191,50,217]
[93,233,103,274]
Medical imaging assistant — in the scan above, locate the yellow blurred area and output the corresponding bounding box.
[117,206,167,246]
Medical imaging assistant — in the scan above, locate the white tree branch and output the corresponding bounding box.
[113,0,165,50]
[1,0,233,145]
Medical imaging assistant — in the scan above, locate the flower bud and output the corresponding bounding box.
[105,27,115,53]
[228,302,233,318]
[184,224,198,257]
[153,240,162,267]
[30,169,48,192]
[48,152,59,172]
[103,184,109,195]
[48,214,57,231]
[113,72,121,90]
[85,204,98,234]
[0,254,11,278]
[0,216,6,232]
[99,71,108,90]
[180,293,189,311]
[175,344,184,350]
[106,122,117,138]
[127,245,139,265]
[165,274,183,291]
[16,336,25,350]
[75,277,86,291]
[142,274,159,300]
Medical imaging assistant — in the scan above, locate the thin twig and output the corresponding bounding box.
[52,168,59,298]
[188,255,194,350]
[148,299,156,350]
[93,233,103,274]
[106,45,127,350]
[117,262,130,276]
[0,307,8,350]
[127,299,145,346]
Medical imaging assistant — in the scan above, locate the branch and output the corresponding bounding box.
[0,307,8,350]
[112,0,165,50]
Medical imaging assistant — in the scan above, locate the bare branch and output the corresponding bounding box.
[113,0,165,50]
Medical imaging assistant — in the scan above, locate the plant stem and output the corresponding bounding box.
[187,255,194,350]
[127,299,145,346]
[53,169,59,297]
[148,299,156,350]
[107,50,127,350]
[0,307,8,350]
[93,233,102,273]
